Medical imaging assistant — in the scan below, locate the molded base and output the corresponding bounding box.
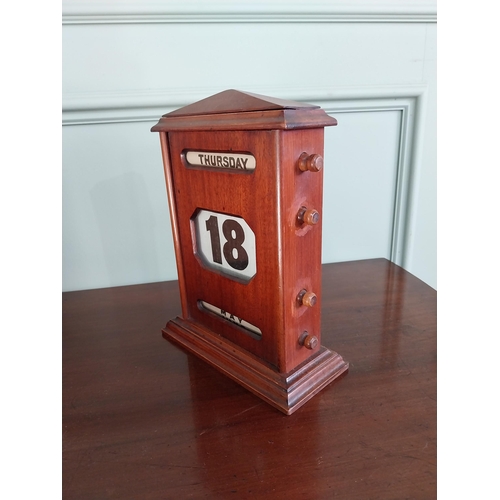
[162,317,349,415]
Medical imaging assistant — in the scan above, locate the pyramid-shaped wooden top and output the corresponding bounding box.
[166,90,319,117]
[151,90,337,132]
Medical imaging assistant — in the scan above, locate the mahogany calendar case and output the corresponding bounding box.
[151,90,348,414]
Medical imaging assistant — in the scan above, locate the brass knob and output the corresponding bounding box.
[297,207,320,226]
[299,332,318,350]
[297,152,323,173]
[297,289,317,307]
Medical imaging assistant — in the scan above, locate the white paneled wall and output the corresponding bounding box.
[62,0,437,291]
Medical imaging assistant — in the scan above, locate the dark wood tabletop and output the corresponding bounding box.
[62,259,436,499]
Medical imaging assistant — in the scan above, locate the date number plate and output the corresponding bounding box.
[193,209,256,282]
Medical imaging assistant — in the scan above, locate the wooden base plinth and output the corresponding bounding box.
[162,317,349,415]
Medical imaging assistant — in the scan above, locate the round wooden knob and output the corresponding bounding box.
[299,332,318,350]
[298,152,323,173]
[303,209,319,225]
[297,207,320,226]
[297,289,317,307]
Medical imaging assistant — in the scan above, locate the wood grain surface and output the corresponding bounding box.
[62,259,436,499]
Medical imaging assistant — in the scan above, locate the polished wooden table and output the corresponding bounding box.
[63,259,436,499]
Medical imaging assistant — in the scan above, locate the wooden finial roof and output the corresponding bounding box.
[151,90,336,132]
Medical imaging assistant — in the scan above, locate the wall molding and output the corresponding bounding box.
[62,0,437,25]
[62,83,427,275]
[62,84,426,126]
[317,86,427,271]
